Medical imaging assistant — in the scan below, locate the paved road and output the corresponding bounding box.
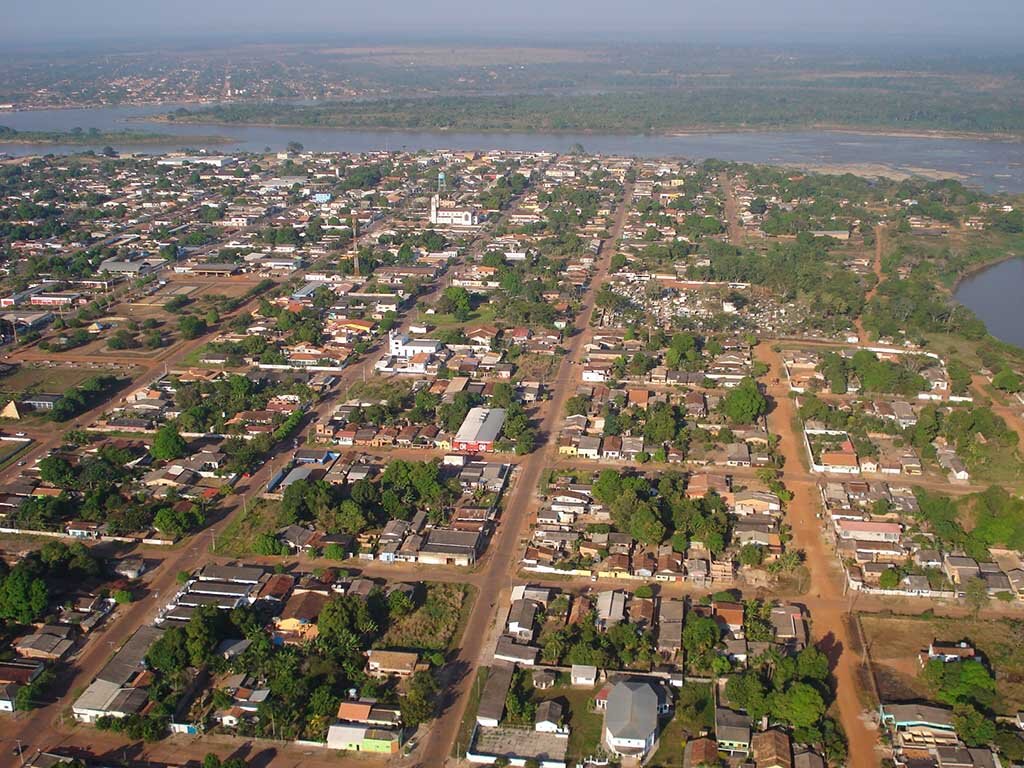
[414,178,635,768]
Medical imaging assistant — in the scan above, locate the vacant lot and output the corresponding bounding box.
[860,613,1024,714]
[211,498,280,557]
[0,363,130,395]
[378,582,473,652]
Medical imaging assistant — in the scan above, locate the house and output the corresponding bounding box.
[216,673,270,726]
[794,751,826,768]
[577,435,602,460]
[926,640,976,663]
[494,636,539,666]
[272,590,326,644]
[72,626,163,723]
[879,702,959,749]
[752,729,792,768]
[657,598,685,654]
[452,407,506,452]
[595,590,627,629]
[366,649,419,679]
[603,679,664,759]
[0,682,18,712]
[507,599,539,642]
[535,699,565,733]
[477,663,515,727]
[684,737,720,768]
[571,664,598,687]
[734,491,782,516]
[533,669,556,690]
[943,555,980,586]
[713,601,745,634]
[326,723,402,754]
[715,707,752,755]
[16,625,76,660]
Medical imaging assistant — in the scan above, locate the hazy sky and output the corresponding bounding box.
[6,0,1024,48]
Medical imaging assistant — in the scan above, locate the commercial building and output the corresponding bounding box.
[453,407,506,453]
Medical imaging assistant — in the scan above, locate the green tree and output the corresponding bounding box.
[992,369,1021,393]
[682,616,721,660]
[953,702,996,746]
[178,314,208,340]
[151,424,188,461]
[770,682,826,729]
[401,670,439,727]
[879,568,900,590]
[721,377,767,424]
[963,576,990,616]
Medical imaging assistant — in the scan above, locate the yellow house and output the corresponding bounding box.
[272,591,326,644]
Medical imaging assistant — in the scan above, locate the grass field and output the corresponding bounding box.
[211,498,280,557]
[513,353,560,382]
[0,364,128,395]
[860,613,1024,714]
[378,582,473,652]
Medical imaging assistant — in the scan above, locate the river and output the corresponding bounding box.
[2,103,1024,193]
[954,258,1024,347]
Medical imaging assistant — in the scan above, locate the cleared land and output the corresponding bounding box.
[860,613,1024,714]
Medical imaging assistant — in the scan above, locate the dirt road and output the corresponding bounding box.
[757,342,881,768]
[719,173,745,246]
[855,225,887,344]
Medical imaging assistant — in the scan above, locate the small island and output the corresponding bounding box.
[0,125,231,145]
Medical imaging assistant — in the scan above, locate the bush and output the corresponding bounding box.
[112,589,133,604]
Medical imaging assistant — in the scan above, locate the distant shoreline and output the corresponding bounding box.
[0,130,234,146]
[5,100,1024,143]
[143,112,1024,143]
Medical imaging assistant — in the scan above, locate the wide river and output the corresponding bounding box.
[953,258,1024,348]
[2,103,1024,193]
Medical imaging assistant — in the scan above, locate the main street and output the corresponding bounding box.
[415,179,635,767]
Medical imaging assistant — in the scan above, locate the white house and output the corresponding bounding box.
[603,680,661,759]
[571,664,598,687]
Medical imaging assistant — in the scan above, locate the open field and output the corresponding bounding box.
[378,582,473,652]
[860,613,1024,714]
[210,498,280,557]
[0,363,133,395]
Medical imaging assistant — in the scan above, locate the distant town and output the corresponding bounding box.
[0,144,1021,768]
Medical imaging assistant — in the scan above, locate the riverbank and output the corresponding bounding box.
[157,109,1024,143]
[952,252,1024,291]
[0,127,233,145]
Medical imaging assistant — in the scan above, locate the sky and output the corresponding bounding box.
[5,0,1024,49]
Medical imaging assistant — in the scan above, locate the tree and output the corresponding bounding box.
[0,566,48,623]
[38,455,76,488]
[879,568,900,590]
[151,424,188,461]
[721,377,767,424]
[178,315,208,340]
[992,369,1021,393]
[770,682,826,729]
[400,670,438,727]
[682,616,720,659]
[963,576,990,616]
[739,543,764,567]
[113,589,133,604]
[953,702,996,746]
